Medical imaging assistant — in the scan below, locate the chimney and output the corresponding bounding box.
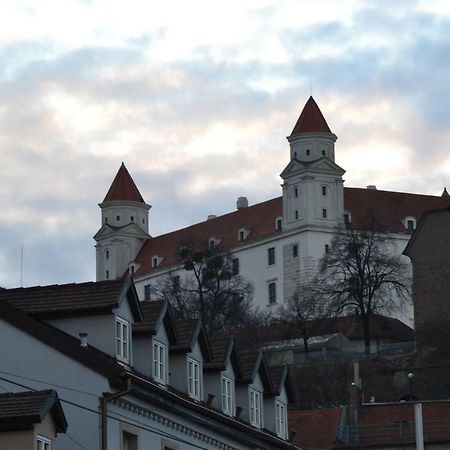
[79,333,88,347]
[206,215,217,221]
[366,185,377,190]
[236,196,249,209]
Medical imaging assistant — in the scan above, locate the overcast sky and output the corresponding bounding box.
[1,0,449,287]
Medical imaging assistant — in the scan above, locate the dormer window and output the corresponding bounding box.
[276,401,288,439]
[116,317,130,364]
[249,388,262,428]
[152,257,158,268]
[276,218,282,231]
[221,376,233,416]
[402,216,416,231]
[153,341,166,384]
[187,358,201,400]
[238,228,250,241]
[209,237,221,250]
[344,212,351,225]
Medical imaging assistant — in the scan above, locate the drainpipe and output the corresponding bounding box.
[101,376,132,450]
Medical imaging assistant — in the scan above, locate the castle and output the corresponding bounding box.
[94,97,449,324]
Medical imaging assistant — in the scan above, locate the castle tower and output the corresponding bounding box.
[280,97,345,231]
[94,163,151,281]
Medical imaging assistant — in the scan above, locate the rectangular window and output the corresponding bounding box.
[187,358,201,400]
[276,218,282,231]
[249,389,262,428]
[294,187,298,197]
[122,431,138,450]
[322,186,327,196]
[322,208,327,219]
[116,317,130,363]
[232,257,240,275]
[152,257,158,268]
[268,282,277,305]
[293,244,298,258]
[221,376,233,416]
[407,220,415,230]
[295,209,299,220]
[153,341,166,384]
[276,401,288,439]
[268,247,275,266]
[325,244,329,254]
[172,276,180,292]
[37,436,51,450]
[144,284,151,301]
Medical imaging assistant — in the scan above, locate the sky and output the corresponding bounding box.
[1,0,450,288]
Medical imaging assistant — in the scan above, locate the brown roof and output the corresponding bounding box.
[103,162,146,203]
[0,389,67,432]
[0,278,143,321]
[288,408,342,450]
[134,188,446,277]
[132,300,165,334]
[291,96,332,135]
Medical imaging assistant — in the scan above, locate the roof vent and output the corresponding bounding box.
[237,197,249,209]
[367,185,377,190]
[79,333,88,347]
[207,215,217,221]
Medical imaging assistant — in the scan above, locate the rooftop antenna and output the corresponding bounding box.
[20,244,23,287]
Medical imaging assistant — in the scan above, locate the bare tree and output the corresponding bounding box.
[278,283,328,357]
[155,239,255,336]
[317,220,411,355]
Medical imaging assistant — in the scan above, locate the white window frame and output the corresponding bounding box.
[221,376,234,416]
[116,317,130,363]
[268,247,275,266]
[37,435,52,450]
[276,400,288,439]
[249,388,262,428]
[153,340,166,384]
[268,281,277,305]
[187,358,201,400]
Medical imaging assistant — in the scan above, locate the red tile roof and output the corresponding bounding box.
[288,407,342,450]
[291,96,332,135]
[132,300,165,334]
[134,188,448,277]
[103,162,146,203]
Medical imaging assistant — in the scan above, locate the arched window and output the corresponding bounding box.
[306,149,310,156]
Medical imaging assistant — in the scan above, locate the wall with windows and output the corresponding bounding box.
[235,373,264,427]
[204,359,236,416]
[264,387,288,438]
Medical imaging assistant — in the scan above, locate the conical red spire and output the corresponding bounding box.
[290,96,332,135]
[103,163,145,203]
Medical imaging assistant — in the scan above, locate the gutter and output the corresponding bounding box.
[101,376,132,450]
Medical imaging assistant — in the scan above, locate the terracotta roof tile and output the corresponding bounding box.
[173,318,199,348]
[0,279,125,317]
[103,163,146,203]
[291,96,332,135]
[134,188,447,278]
[132,300,165,334]
[288,407,342,450]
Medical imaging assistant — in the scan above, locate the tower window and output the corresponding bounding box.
[142,219,145,224]
[106,250,109,260]
[276,218,282,231]
[294,187,298,198]
[322,209,327,219]
[294,151,297,158]
[322,150,326,156]
[131,216,134,222]
[105,217,108,223]
[325,244,329,254]
[295,210,299,220]
[322,186,327,196]
[116,216,120,221]
[106,270,109,279]
[293,244,298,258]
[306,149,310,156]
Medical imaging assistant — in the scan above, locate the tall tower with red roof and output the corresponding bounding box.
[280,96,345,238]
[94,163,151,281]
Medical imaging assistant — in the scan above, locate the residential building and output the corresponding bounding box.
[0,278,299,450]
[94,97,450,325]
[0,390,67,450]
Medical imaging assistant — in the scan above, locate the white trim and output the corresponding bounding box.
[153,340,166,385]
[276,400,288,439]
[249,388,262,428]
[116,316,130,363]
[187,357,201,400]
[221,375,234,416]
[37,435,52,450]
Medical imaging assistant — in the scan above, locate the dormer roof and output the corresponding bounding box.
[204,335,243,378]
[171,318,213,362]
[103,162,146,203]
[238,349,272,392]
[290,96,332,135]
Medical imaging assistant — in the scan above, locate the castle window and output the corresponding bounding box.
[294,187,298,198]
[130,265,135,275]
[144,284,151,301]
[295,210,299,220]
[325,244,329,254]
[142,219,145,224]
[268,247,275,266]
[209,239,216,250]
[152,257,158,268]
[294,151,297,158]
[172,275,180,291]
[306,149,310,156]
[131,216,134,222]
[407,220,415,231]
[322,150,326,156]
[106,270,109,279]
[322,186,327,196]
[322,209,327,219]
[268,282,277,305]
[105,217,108,223]
[106,250,109,260]
[293,244,298,258]
[239,230,245,241]
[402,216,416,231]
[232,257,240,275]
[116,216,120,221]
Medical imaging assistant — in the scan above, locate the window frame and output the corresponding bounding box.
[116,316,130,364]
[153,340,166,384]
[322,208,327,219]
[268,247,275,266]
[232,257,240,276]
[293,244,298,258]
[221,375,234,416]
[144,284,151,301]
[276,400,288,439]
[187,357,201,400]
[249,388,262,428]
[268,281,277,305]
[37,435,52,450]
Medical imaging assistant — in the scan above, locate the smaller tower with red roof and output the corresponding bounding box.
[94,163,151,281]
